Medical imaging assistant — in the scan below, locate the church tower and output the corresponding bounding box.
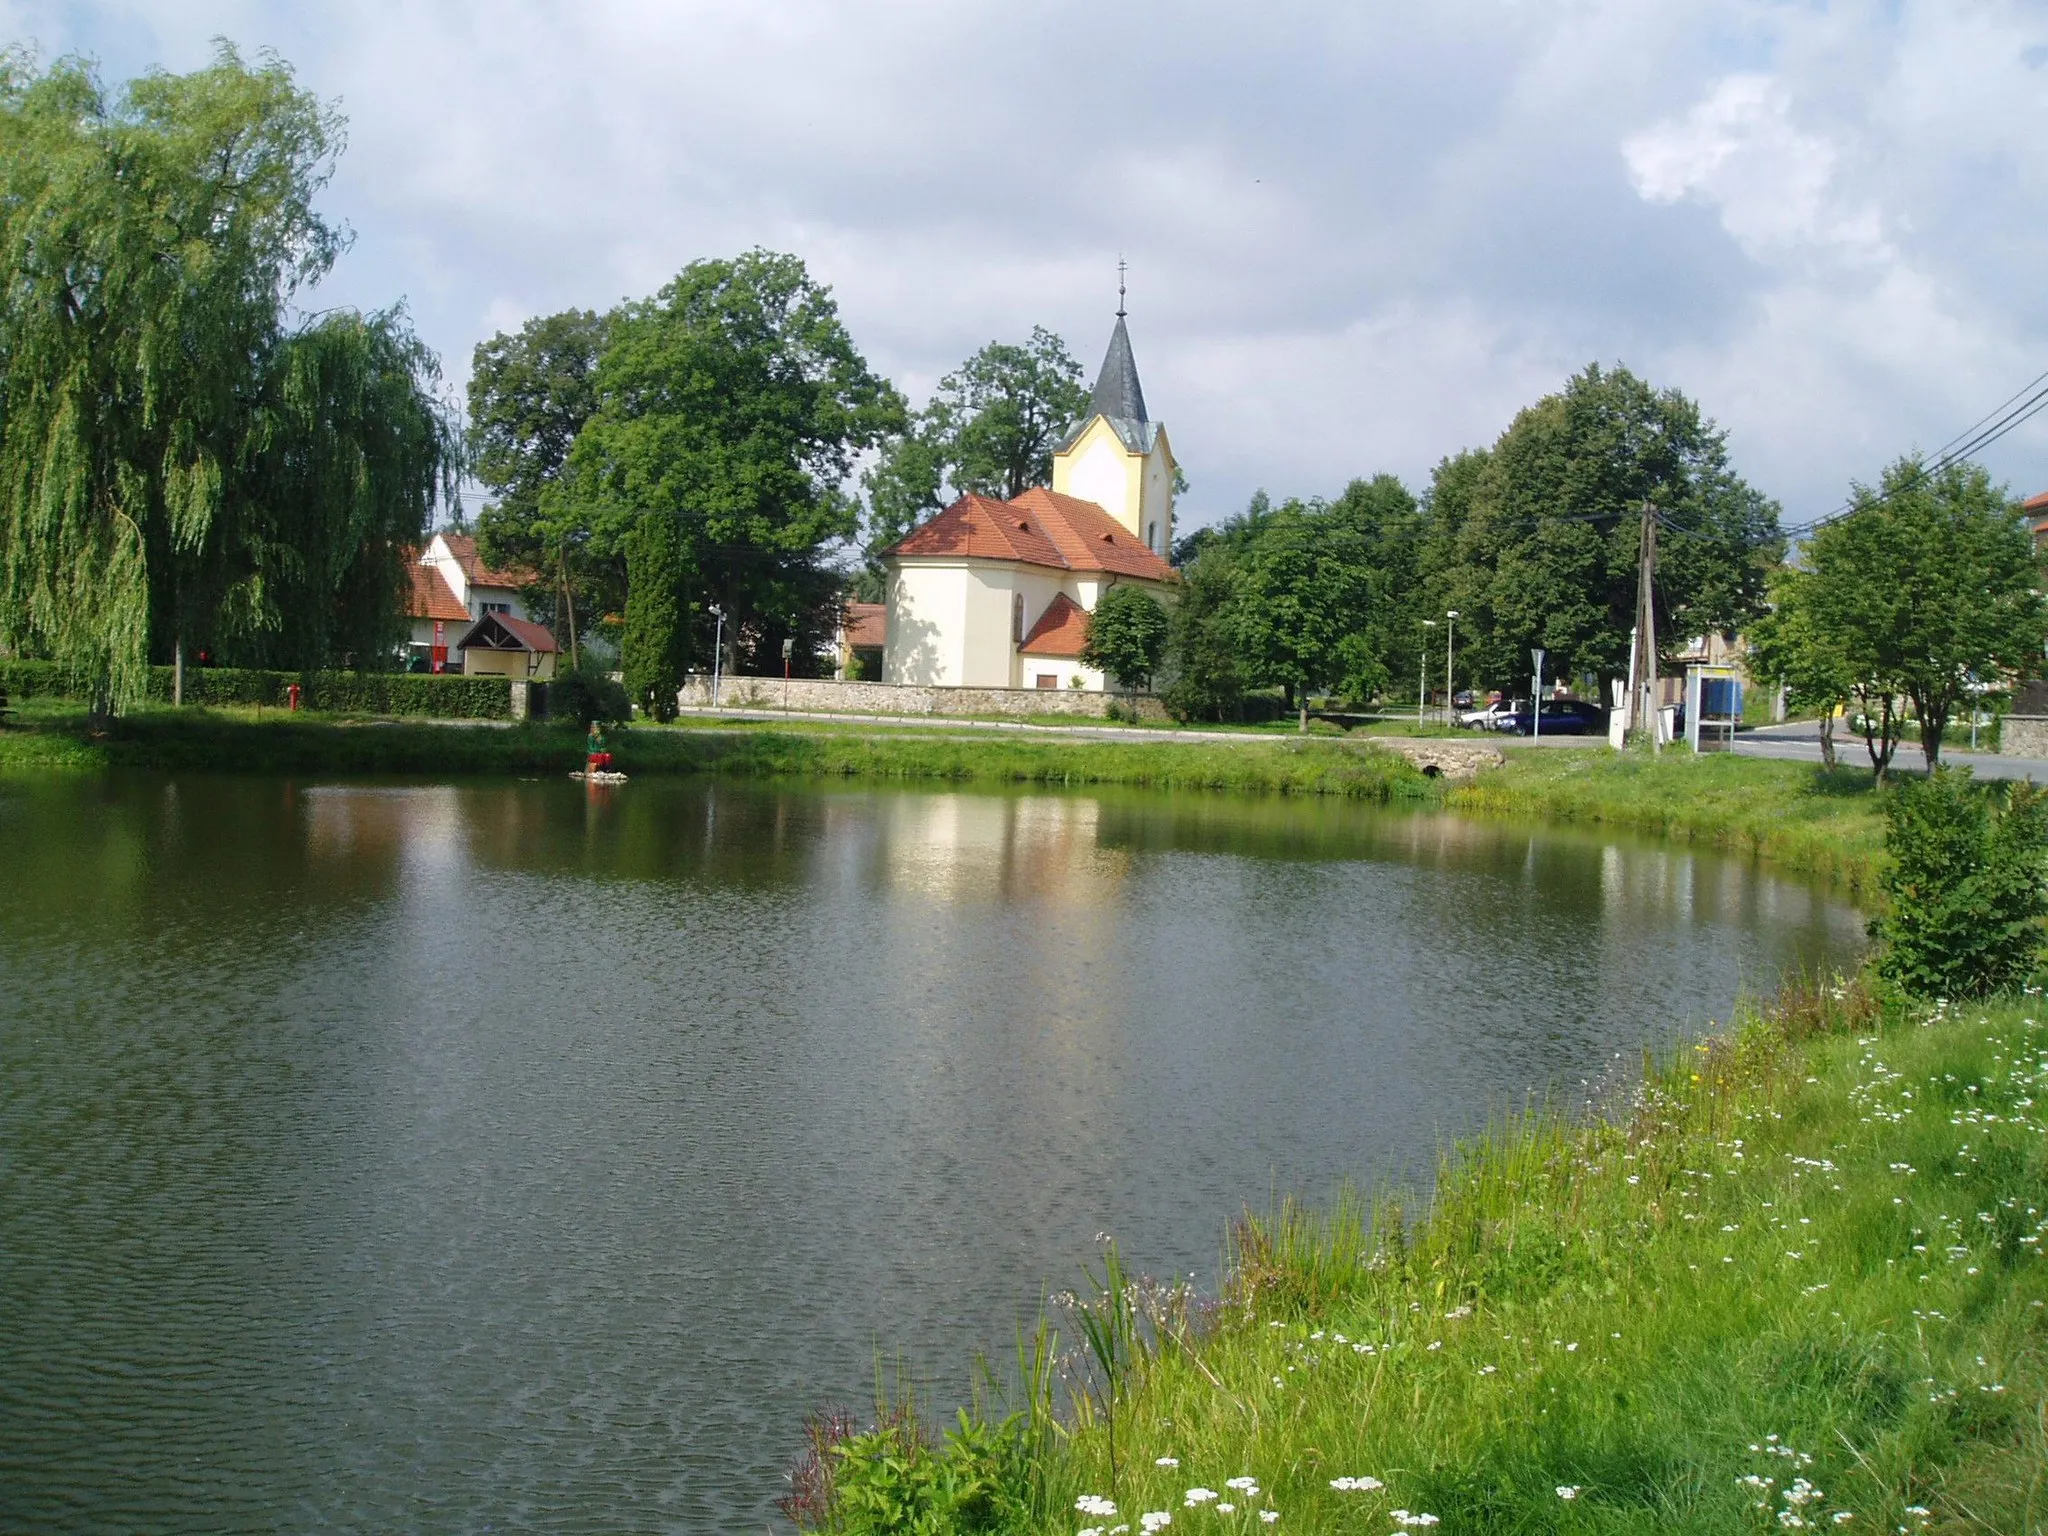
[1052,285,1177,558]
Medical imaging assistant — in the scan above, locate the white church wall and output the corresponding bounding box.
[1140,440,1175,556]
[961,566,1019,687]
[1017,656,1104,693]
[885,563,969,685]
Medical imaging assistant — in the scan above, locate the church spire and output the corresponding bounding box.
[1088,268,1147,425]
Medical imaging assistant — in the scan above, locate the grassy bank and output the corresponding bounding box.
[1450,747,1887,894]
[0,704,1431,801]
[807,985,2048,1534]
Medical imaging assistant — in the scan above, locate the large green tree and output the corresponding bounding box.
[1080,583,1171,691]
[1160,546,1245,722]
[1227,499,1370,730]
[470,308,617,666]
[1437,364,1781,697]
[0,46,453,708]
[1797,457,2045,780]
[862,327,1089,586]
[565,250,903,692]
[1744,567,1854,770]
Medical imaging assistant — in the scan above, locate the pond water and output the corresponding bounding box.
[0,774,1864,1532]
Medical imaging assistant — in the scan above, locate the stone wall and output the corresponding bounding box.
[2003,715,2048,757]
[676,673,1170,722]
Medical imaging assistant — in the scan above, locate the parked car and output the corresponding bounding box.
[1494,698,1608,736]
[1459,698,1520,730]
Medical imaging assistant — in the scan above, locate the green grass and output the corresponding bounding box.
[830,984,2048,1534]
[1448,747,1887,894]
[0,703,1433,801]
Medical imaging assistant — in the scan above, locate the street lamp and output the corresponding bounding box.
[1445,611,1459,725]
[1531,647,1547,741]
[1418,620,1437,726]
[709,603,726,707]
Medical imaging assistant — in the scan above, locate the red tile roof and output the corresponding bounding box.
[887,489,1174,581]
[842,602,887,648]
[1019,592,1091,657]
[2025,490,2048,514]
[455,610,557,653]
[438,532,527,589]
[493,612,558,653]
[405,556,470,622]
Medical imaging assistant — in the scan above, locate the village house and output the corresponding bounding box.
[402,532,549,676]
[880,308,1177,691]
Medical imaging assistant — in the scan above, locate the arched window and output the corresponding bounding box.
[1146,521,1158,552]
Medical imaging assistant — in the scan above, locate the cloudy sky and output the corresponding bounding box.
[12,1,2048,531]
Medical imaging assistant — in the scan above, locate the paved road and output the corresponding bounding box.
[1731,721,2048,781]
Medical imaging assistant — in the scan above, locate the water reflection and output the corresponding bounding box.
[0,774,1864,1532]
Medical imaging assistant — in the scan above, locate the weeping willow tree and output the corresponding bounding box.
[0,45,454,710]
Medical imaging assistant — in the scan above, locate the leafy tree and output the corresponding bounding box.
[0,46,452,708]
[1323,473,1422,703]
[1227,499,1370,730]
[564,249,903,677]
[1161,547,1245,722]
[862,327,1088,580]
[1744,567,1854,769]
[621,511,690,720]
[215,308,457,672]
[470,308,617,666]
[1799,457,2045,779]
[1080,583,1171,690]
[1874,769,2048,998]
[1444,365,1781,696]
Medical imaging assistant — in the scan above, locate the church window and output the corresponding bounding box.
[1146,521,1157,552]
[1012,592,1025,643]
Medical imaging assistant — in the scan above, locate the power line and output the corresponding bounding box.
[1783,371,2048,537]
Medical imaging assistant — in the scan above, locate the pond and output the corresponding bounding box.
[0,774,1864,1531]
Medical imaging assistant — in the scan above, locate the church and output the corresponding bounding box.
[881,307,1178,691]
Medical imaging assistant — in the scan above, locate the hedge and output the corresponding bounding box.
[0,659,512,719]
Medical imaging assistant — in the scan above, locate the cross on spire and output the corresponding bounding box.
[1116,256,1127,319]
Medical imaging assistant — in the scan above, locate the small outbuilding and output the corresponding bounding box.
[454,611,558,681]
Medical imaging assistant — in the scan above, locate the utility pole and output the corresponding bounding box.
[1630,501,1660,750]
[1445,610,1459,726]
[1419,619,1436,726]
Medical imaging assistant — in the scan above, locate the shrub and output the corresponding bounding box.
[0,659,512,718]
[786,1409,1033,1536]
[1872,767,2048,997]
[551,667,630,728]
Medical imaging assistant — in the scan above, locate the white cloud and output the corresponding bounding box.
[1623,74,1886,263]
[11,0,2048,522]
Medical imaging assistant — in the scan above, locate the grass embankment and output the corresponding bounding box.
[849,987,2048,1534]
[0,703,1430,801]
[1452,748,1886,894]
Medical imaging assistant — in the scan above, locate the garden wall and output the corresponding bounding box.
[676,673,1169,722]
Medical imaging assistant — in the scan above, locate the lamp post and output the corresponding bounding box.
[1419,620,1437,726]
[1445,611,1459,726]
[709,603,725,708]
[1531,647,1546,741]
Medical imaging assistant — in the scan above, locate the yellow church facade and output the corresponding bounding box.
[882,313,1178,691]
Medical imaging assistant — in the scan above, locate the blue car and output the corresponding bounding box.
[1495,699,1608,736]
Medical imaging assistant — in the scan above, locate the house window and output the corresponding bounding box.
[482,600,510,615]
[1035,673,1057,690]
[1012,592,1025,643]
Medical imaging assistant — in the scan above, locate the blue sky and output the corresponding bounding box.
[14,1,2048,531]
